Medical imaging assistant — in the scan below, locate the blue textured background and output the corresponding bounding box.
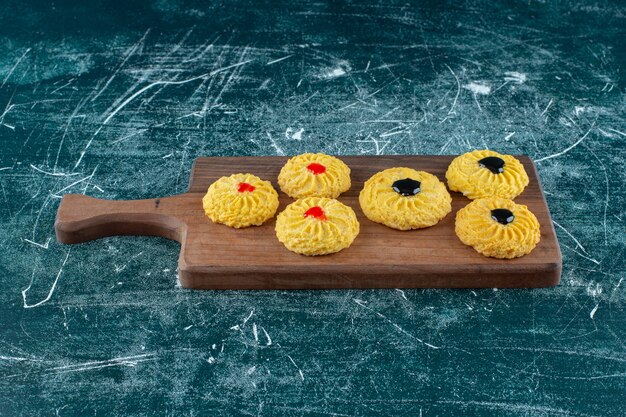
[1,1,624,415]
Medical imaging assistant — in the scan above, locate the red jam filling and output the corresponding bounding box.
[237,182,256,193]
[304,206,327,221]
[307,162,326,175]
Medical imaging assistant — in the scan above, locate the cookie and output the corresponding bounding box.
[202,173,279,228]
[455,197,540,258]
[359,167,452,230]
[275,197,359,255]
[445,150,529,200]
[278,153,351,199]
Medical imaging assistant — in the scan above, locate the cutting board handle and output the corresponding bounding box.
[55,194,186,244]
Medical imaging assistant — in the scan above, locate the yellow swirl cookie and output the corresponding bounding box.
[202,173,279,228]
[446,150,529,200]
[359,167,452,230]
[455,197,540,259]
[275,197,359,255]
[278,153,351,199]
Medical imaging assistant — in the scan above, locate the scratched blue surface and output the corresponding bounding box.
[0,1,624,416]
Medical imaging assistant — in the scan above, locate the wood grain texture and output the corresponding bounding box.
[55,155,561,289]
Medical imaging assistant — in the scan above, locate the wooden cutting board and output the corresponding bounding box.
[55,155,562,289]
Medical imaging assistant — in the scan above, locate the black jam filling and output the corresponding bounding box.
[479,156,505,174]
[491,208,515,225]
[392,178,421,196]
